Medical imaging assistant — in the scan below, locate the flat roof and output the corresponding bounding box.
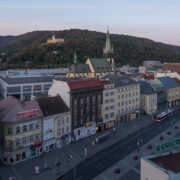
[150,151,180,173]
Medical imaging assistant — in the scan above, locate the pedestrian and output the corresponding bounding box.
[40,153,43,159]
[35,166,39,176]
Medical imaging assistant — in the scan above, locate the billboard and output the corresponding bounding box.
[43,119,55,141]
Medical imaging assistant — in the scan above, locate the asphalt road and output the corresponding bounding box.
[57,109,180,180]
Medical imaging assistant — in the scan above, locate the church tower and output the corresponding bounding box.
[103,28,115,70]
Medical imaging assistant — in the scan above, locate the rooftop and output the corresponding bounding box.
[150,151,180,174]
[67,79,102,90]
[158,76,179,88]
[0,96,43,123]
[140,81,156,94]
[37,96,69,116]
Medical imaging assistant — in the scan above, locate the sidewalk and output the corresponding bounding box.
[93,113,180,180]
[0,116,153,180]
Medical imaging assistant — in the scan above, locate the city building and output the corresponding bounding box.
[37,96,71,151]
[102,74,140,124]
[140,81,157,115]
[47,34,64,44]
[151,78,167,111]
[101,80,116,129]
[141,152,180,180]
[157,77,180,107]
[67,29,115,78]
[0,96,43,164]
[0,68,68,101]
[163,63,180,74]
[143,60,162,68]
[156,72,180,80]
[48,79,103,141]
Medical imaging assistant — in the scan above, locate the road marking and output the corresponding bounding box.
[121,161,140,174]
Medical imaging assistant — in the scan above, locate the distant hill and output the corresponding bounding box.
[0,29,180,69]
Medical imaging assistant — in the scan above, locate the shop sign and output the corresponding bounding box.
[43,119,55,141]
[85,121,94,127]
[155,137,180,153]
[17,109,39,118]
[23,86,31,92]
[30,143,42,150]
[44,139,56,146]
[5,129,41,141]
[33,85,42,91]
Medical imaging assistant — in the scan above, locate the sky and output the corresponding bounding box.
[0,0,180,45]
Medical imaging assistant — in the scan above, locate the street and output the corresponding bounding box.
[58,109,180,180]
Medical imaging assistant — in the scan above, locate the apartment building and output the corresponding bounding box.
[48,79,103,141]
[37,96,71,151]
[140,81,157,115]
[0,96,43,164]
[102,74,140,124]
[101,80,116,129]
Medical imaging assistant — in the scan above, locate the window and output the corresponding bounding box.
[80,109,83,116]
[80,119,83,124]
[7,128,11,135]
[92,115,95,121]
[74,120,77,127]
[122,102,124,106]
[110,113,114,118]
[57,119,61,126]
[86,97,90,103]
[110,91,114,96]
[118,102,120,107]
[36,134,40,140]
[105,114,109,119]
[87,116,90,122]
[16,140,20,146]
[105,107,109,111]
[110,99,114,103]
[122,94,124,99]
[6,141,11,148]
[110,105,114,110]
[80,98,83,104]
[23,125,27,132]
[74,99,77,106]
[105,92,109,97]
[92,96,96,102]
[98,95,101,101]
[129,93,131,97]
[62,128,64,134]
[118,95,120,100]
[57,129,61,136]
[66,126,69,133]
[66,117,69,123]
[30,124,33,131]
[22,137,27,144]
[36,122,40,129]
[30,135,33,143]
[16,127,20,134]
[92,106,95,112]
[105,100,109,104]
[62,118,64,124]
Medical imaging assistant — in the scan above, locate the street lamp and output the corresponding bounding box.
[69,155,76,180]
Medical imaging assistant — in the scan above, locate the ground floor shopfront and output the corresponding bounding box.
[56,134,71,148]
[118,110,140,124]
[104,120,115,130]
[74,123,96,141]
[2,143,42,165]
[43,139,56,152]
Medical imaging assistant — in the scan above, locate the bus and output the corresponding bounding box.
[155,109,173,122]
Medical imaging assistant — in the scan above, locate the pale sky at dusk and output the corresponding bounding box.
[0,0,180,45]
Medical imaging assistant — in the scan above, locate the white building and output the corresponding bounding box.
[155,72,180,80]
[141,152,180,180]
[0,68,68,101]
[101,80,116,129]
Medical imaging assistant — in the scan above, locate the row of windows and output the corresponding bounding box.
[74,105,101,115]
[57,126,69,136]
[14,133,40,147]
[118,91,139,99]
[105,113,115,120]
[118,85,139,92]
[118,98,140,106]
[105,98,114,104]
[57,117,69,126]
[105,105,114,111]
[74,95,101,105]
[7,122,40,135]
[105,91,115,97]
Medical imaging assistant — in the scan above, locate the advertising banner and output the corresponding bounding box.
[43,119,55,141]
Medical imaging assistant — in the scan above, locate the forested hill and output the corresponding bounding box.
[0,29,180,69]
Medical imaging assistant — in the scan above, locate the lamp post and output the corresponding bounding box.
[69,155,76,180]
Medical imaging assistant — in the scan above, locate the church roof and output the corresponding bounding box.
[103,29,113,54]
[68,63,91,73]
[88,58,113,73]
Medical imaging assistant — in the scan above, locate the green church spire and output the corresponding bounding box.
[73,51,77,64]
[103,28,114,54]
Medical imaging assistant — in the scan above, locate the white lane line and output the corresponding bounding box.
[121,161,140,174]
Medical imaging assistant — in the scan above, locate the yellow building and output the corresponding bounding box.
[47,34,64,44]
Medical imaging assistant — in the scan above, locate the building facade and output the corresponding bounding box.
[37,96,71,151]
[102,74,141,124]
[140,81,157,115]
[48,79,103,141]
[0,96,43,164]
[47,34,64,44]
[101,81,116,129]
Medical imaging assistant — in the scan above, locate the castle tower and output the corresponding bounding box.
[103,28,115,70]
